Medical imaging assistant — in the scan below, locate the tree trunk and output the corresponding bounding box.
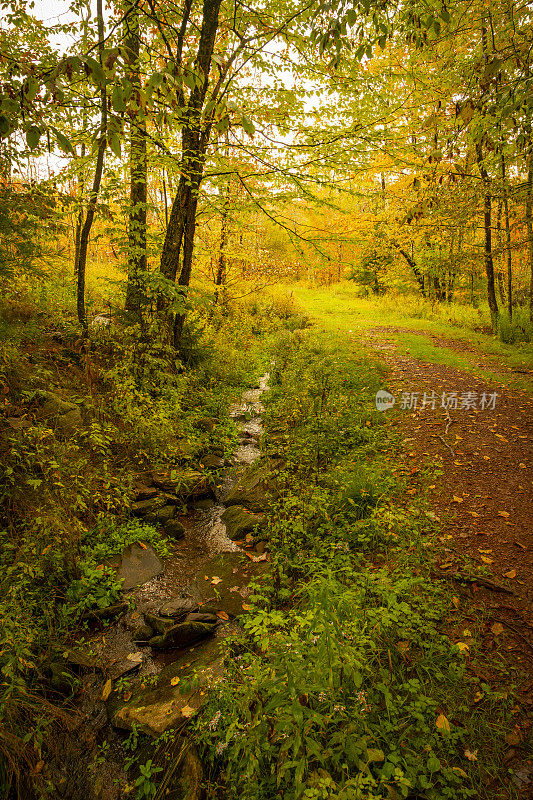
[526,133,533,323]
[397,246,426,297]
[214,177,231,304]
[476,143,498,331]
[76,0,107,333]
[124,0,147,321]
[159,0,223,344]
[500,153,512,318]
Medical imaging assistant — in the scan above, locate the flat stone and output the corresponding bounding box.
[200,454,224,469]
[112,639,224,736]
[223,463,275,512]
[194,551,268,617]
[118,543,163,590]
[144,612,173,635]
[130,496,167,517]
[151,469,210,499]
[159,595,199,618]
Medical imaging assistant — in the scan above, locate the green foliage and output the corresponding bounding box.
[497,307,532,345]
[192,330,510,800]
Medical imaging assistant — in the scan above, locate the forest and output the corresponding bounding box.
[0,0,532,798]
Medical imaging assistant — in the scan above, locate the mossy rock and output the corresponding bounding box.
[221,505,266,540]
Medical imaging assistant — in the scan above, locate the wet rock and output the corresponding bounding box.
[133,624,153,642]
[117,543,163,590]
[221,505,266,540]
[130,496,167,517]
[112,639,224,736]
[133,484,159,502]
[149,621,216,650]
[159,595,199,618]
[184,612,219,624]
[254,540,267,554]
[144,612,173,635]
[223,461,281,512]
[192,497,215,511]
[194,551,269,617]
[164,519,186,539]
[108,653,143,681]
[145,504,176,525]
[200,454,224,469]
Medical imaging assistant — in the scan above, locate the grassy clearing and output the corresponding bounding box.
[187,329,515,800]
[276,284,533,391]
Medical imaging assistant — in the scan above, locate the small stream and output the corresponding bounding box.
[86,373,270,678]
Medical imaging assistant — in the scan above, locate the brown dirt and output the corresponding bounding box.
[363,325,533,790]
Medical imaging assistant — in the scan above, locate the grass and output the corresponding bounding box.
[273,283,533,392]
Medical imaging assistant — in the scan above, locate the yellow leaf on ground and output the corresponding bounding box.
[436,713,451,733]
[498,511,510,518]
[452,496,463,503]
[478,549,492,554]
[455,642,469,653]
[464,749,478,761]
[181,705,196,718]
[504,569,517,579]
[241,603,251,611]
[466,511,480,517]
[217,611,229,620]
[452,597,460,608]
[211,576,222,585]
[480,556,494,564]
[170,676,180,686]
[101,678,113,702]
[491,623,504,636]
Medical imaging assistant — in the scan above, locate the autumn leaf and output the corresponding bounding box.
[170,676,180,686]
[480,556,494,564]
[127,652,143,663]
[504,569,516,579]
[466,510,480,517]
[241,603,251,610]
[464,749,478,761]
[211,576,222,585]
[217,611,229,620]
[497,511,510,518]
[452,495,463,503]
[181,705,196,718]
[455,642,469,653]
[436,713,451,733]
[123,690,132,701]
[491,623,504,636]
[101,678,113,701]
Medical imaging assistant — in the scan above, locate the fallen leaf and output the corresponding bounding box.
[241,603,251,611]
[217,611,229,620]
[138,542,147,550]
[466,511,480,517]
[452,597,460,609]
[480,556,494,564]
[453,767,468,778]
[491,623,504,636]
[181,705,196,718]
[397,641,409,653]
[514,541,526,550]
[464,749,478,762]
[504,569,517,579]
[498,511,510,518]
[473,691,484,703]
[170,676,180,686]
[436,713,451,733]
[211,576,222,585]
[455,642,469,653]
[101,678,113,702]
[127,652,143,663]
[452,496,464,503]
[123,690,132,701]
[482,455,490,460]
[478,549,492,554]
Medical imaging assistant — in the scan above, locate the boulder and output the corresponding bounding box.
[223,466,272,513]
[151,469,211,500]
[117,543,163,590]
[130,496,168,518]
[144,612,173,636]
[164,519,186,540]
[195,417,217,433]
[149,620,216,650]
[221,505,266,540]
[159,595,199,618]
[133,624,153,643]
[145,504,176,525]
[36,391,83,435]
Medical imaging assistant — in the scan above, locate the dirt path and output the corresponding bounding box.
[363,326,533,687]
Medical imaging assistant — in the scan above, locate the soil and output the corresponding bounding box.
[363,326,533,791]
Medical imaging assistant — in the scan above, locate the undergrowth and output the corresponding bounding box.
[189,329,513,800]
